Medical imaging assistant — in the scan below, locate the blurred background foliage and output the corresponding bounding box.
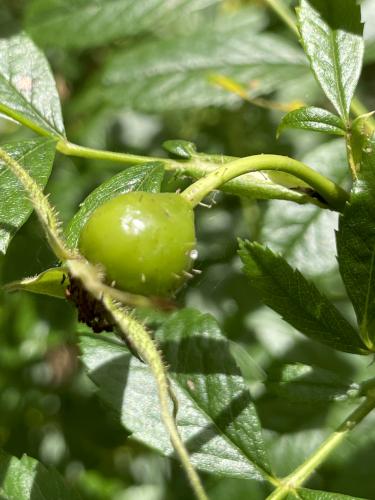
[0,0,375,498]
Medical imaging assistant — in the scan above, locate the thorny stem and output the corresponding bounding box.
[180,154,349,211]
[0,146,75,262]
[266,393,375,499]
[67,260,208,500]
[0,147,208,500]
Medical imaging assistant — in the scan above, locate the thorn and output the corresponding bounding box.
[183,270,194,279]
[198,201,212,208]
[192,268,202,275]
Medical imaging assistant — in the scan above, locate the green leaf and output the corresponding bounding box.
[0,451,80,500]
[65,162,164,248]
[163,140,197,159]
[266,363,360,403]
[239,240,368,354]
[278,107,346,137]
[25,0,222,50]
[298,0,364,121]
[286,488,366,499]
[0,138,56,254]
[0,32,65,137]
[76,26,308,113]
[336,137,375,348]
[4,267,68,299]
[80,309,273,480]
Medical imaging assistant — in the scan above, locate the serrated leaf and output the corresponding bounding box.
[0,138,56,254]
[278,107,346,137]
[0,32,65,137]
[0,451,80,500]
[266,363,360,403]
[239,240,367,354]
[80,309,273,480]
[298,0,364,121]
[76,26,308,113]
[25,0,221,50]
[286,488,365,500]
[4,267,68,299]
[336,137,375,348]
[65,162,164,248]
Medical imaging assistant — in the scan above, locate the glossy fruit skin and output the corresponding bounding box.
[78,191,196,296]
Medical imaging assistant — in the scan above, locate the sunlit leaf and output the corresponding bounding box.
[0,451,80,500]
[266,363,359,403]
[278,107,346,137]
[298,0,364,121]
[80,309,273,480]
[4,267,68,299]
[0,32,65,137]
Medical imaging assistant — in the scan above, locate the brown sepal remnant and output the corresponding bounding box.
[65,275,114,333]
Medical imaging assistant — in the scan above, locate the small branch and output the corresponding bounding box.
[56,139,164,166]
[266,393,375,499]
[180,154,349,211]
[56,140,325,207]
[262,0,299,36]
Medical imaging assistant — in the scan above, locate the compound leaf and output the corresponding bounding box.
[76,25,308,113]
[25,0,222,50]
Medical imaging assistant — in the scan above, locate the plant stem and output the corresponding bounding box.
[262,0,299,36]
[180,154,349,211]
[266,394,375,499]
[0,146,74,261]
[67,259,208,500]
[56,139,164,166]
[56,140,326,207]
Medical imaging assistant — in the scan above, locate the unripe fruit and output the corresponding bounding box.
[78,191,197,296]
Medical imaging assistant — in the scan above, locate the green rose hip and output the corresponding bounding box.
[78,191,197,296]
